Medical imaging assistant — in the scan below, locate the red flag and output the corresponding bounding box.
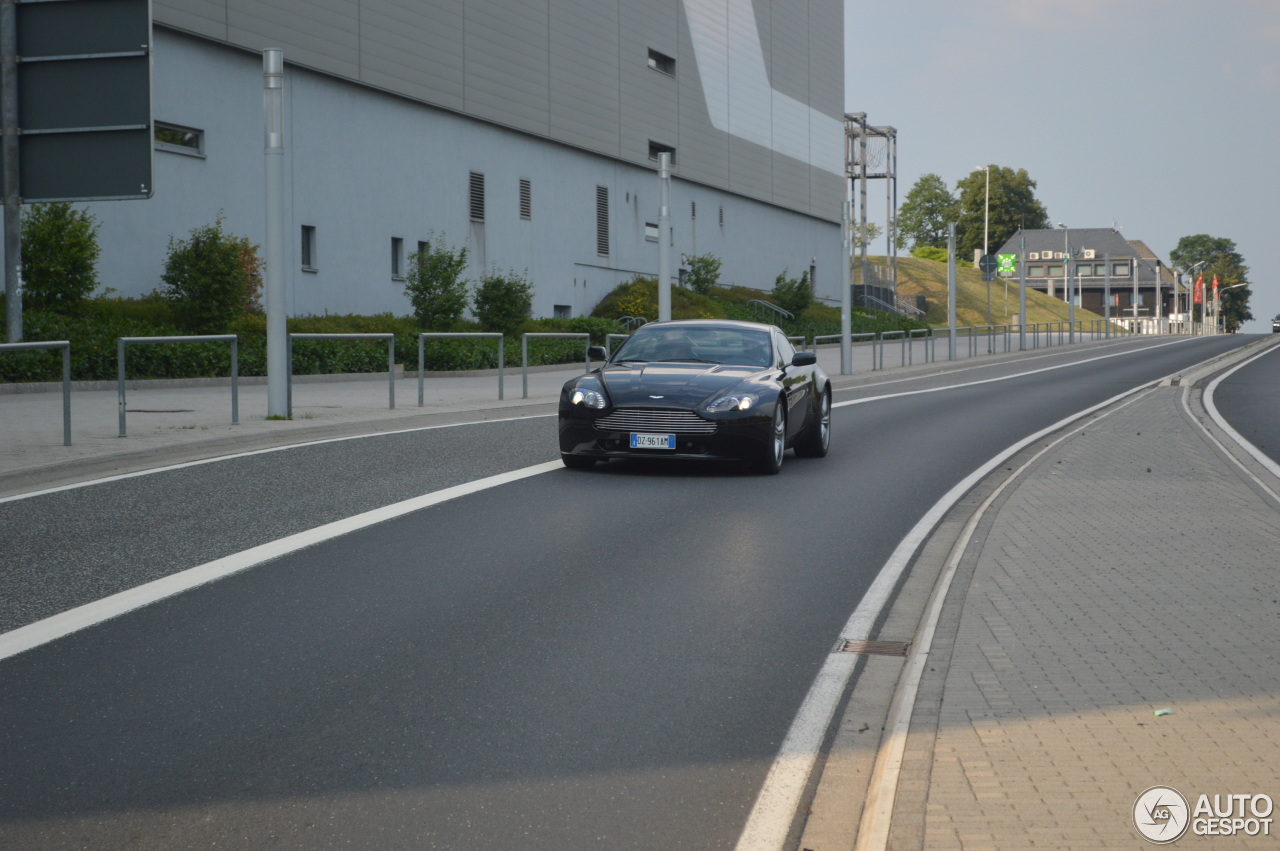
[1212,274,1220,300]
[1193,273,1204,305]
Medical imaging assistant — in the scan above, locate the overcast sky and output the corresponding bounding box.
[845,0,1280,331]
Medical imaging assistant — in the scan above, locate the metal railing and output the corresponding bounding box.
[418,332,504,405]
[1,340,72,445]
[747,299,794,323]
[288,333,394,417]
[521,333,591,399]
[617,315,647,330]
[118,335,238,437]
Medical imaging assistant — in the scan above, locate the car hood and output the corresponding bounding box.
[600,362,766,408]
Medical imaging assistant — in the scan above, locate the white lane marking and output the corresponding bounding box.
[1198,345,1280,498]
[735,360,1188,849]
[0,460,563,662]
[833,336,1192,409]
[1,412,557,505]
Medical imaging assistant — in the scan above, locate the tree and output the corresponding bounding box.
[160,216,263,333]
[473,269,534,336]
[404,235,470,328]
[895,174,958,250]
[1170,234,1252,330]
[681,253,722,296]
[954,166,1049,259]
[21,202,101,313]
[770,269,812,316]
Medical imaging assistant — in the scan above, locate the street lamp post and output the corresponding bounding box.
[1057,223,1074,343]
[1217,282,1247,333]
[979,166,990,325]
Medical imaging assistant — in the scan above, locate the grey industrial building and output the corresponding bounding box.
[52,0,846,319]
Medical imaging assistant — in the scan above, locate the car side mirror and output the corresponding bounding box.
[791,351,817,367]
[588,345,609,361]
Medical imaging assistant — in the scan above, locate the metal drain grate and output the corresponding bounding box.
[838,639,911,657]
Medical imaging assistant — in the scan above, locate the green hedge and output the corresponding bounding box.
[0,304,625,383]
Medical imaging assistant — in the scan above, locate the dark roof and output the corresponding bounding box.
[996,228,1168,282]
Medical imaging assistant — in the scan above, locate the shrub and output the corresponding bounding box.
[473,269,533,337]
[404,235,470,329]
[21,202,101,313]
[682,253,722,296]
[770,269,812,316]
[159,216,263,333]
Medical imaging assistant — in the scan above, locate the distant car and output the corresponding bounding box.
[1273,313,1280,333]
[559,319,831,474]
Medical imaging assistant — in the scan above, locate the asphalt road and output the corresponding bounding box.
[0,335,1258,849]
[1210,340,1280,466]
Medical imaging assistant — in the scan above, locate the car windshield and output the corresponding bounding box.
[611,325,773,367]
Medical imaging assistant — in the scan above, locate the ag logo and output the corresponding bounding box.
[1134,786,1190,843]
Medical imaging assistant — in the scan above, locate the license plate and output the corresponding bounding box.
[630,433,675,450]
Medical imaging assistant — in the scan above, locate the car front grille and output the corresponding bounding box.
[594,407,718,435]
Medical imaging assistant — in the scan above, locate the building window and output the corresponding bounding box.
[1112,261,1130,276]
[417,240,429,258]
[469,171,485,222]
[391,237,404,279]
[1027,265,1044,277]
[154,122,204,157]
[595,186,610,256]
[1046,264,1063,277]
[645,222,659,242]
[647,48,675,76]
[519,178,532,220]
[300,225,317,271]
[648,141,676,164]
[554,304,571,319]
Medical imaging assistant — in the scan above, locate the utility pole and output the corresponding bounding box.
[657,152,671,322]
[263,49,288,418]
[2,0,21,343]
[947,223,957,361]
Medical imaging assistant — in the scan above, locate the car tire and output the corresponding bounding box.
[795,388,831,458]
[561,454,596,470]
[754,403,786,475]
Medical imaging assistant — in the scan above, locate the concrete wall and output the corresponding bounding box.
[71,29,841,318]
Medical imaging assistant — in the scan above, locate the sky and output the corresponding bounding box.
[844,0,1280,331]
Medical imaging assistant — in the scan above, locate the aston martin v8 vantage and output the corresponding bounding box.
[559,320,831,474]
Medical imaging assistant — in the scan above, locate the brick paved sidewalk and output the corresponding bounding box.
[892,385,1280,849]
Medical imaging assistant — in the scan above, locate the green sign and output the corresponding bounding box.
[997,254,1017,275]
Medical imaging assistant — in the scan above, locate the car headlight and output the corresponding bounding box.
[705,392,758,413]
[570,387,607,409]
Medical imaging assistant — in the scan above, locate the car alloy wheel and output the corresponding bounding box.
[756,403,786,474]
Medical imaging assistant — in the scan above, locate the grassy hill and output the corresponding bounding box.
[884,255,1112,328]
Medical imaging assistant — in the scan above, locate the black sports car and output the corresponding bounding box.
[559,319,831,474]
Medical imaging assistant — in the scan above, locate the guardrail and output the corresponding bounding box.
[118,335,238,437]
[1,340,72,445]
[522,333,591,399]
[418,332,504,404]
[288,333,394,417]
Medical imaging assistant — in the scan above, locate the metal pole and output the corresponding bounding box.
[657,152,671,322]
[61,343,71,445]
[1104,253,1111,338]
[947,223,957,361]
[387,337,395,409]
[1018,231,1027,351]
[2,0,21,343]
[263,49,288,418]
[117,339,127,437]
[840,202,851,374]
[859,132,868,296]
[1133,256,1140,334]
[230,338,239,424]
